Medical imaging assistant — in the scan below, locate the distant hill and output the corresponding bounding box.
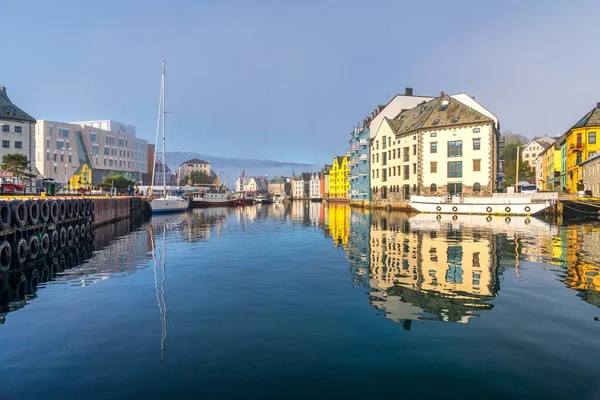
[161,152,318,188]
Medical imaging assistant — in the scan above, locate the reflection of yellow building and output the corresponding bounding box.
[327,204,350,248]
[69,163,92,189]
[557,225,600,296]
[330,155,349,197]
[368,212,499,323]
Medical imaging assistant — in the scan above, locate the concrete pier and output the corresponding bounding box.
[92,197,150,226]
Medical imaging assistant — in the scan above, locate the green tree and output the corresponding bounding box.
[1,153,35,180]
[500,132,534,186]
[184,171,214,185]
[98,175,136,189]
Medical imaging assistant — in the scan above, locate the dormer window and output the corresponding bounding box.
[451,117,459,123]
[432,119,440,125]
[3,106,16,116]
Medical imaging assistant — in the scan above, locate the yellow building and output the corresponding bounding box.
[327,204,350,248]
[68,163,92,190]
[329,155,349,197]
[542,140,562,191]
[565,105,600,192]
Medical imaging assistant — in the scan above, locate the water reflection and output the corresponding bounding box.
[316,202,600,326]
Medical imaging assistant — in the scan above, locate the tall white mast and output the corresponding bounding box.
[151,57,164,188]
[161,56,167,191]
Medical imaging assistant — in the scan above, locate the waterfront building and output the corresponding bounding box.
[559,135,567,191]
[142,144,156,185]
[235,175,269,194]
[582,151,600,196]
[309,172,322,199]
[370,93,500,205]
[268,176,291,195]
[541,138,562,191]
[35,120,148,186]
[522,137,555,168]
[0,86,36,176]
[329,155,349,198]
[177,158,210,185]
[564,103,600,192]
[322,164,332,197]
[347,122,371,203]
[152,160,177,186]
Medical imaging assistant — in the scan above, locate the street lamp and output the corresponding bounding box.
[66,147,74,191]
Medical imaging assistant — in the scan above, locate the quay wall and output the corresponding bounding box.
[91,197,150,226]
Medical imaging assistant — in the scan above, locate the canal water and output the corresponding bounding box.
[1,203,599,399]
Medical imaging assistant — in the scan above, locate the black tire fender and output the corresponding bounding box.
[11,200,27,228]
[0,201,11,230]
[28,235,40,260]
[0,240,11,272]
[40,233,50,255]
[39,200,50,223]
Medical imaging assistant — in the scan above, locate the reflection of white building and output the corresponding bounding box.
[309,172,322,199]
[235,175,269,194]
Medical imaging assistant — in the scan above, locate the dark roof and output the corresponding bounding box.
[334,156,345,165]
[0,86,35,123]
[385,94,493,136]
[572,106,600,128]
[181,158,209,166]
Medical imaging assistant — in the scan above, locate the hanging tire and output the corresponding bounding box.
[452,215,458,220]
[39,200,50,223]
[0,201,11,230]
[66,200,74,219]
[13,237,28,265]
[40,233,50,255]
[90,200,95,215]
[73,199,80,218]
[436,206,442,212]
[80,223,87,239]
[525,218,531,225]
[28,235,40,261]
[67,225,74,245]
[49,230,59,252]
[86,222,92,238]
[486,216,492,222]
[26,200,40,225]
[436,214,442,220]
[452,206,458,212]
[486,206,492,213]
[0,241,11,272]
[74,225,80,243]
[11,200,27,228]
[524,206,531,213]
[49,200,59,223]
[80,199,86,216]
[505,217,511,223]
[505,206,511,213]
[58,199,66,221]
[59,226,67,248]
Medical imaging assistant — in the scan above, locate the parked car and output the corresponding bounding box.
[520,185,537,193]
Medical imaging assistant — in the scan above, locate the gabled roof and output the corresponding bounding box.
[181,158,209,166]
[334,155,344,165]
[572,106,600,129]
[387,94,494,137]
[0,86,35,123]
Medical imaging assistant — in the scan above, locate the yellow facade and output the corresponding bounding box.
[327,204,350,248]
[330,155,349,197]
[542,144,561,191]
[565,126,600,193]
[68,164,92,190]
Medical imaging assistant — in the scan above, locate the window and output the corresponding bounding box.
[403,165,409,180]
[413,144,417,155]
[56,141,64,150]
[473,138,481,150]
[473,182,481,192]
[92,145,99,154]
[430,142,437,153]
[69,155,72,163]
[119,138,125,147]
[90,133,97,142]
[413,163,416,174]
[432,119,439,125]
[46,152,50,161]
[1,140,9,148]
[104,159,107,166]
[59,128,69,138]
[382,152,387,166]
[382,136,386,149]
[376,141,379,150]
[431,132,437,137]
[473,128,480,133]
[473,159,481,171]
[448,140,463,157]
[14,141,22,149]
[1,125,9,132]
[590,132,596,144]
[60,154,64,162]
[53,153,57,161]
[104,147,110,155]
[15,126,22,133]
[451,117,459,123]
[53,166,57,174]
[403,147,409,161]
[119,150,122,157]
[448,161,462,177]
[393,149,396,159]
[431,161,437,173]
[439,104,448,111]
[49,127,53,136]
[46,139,50,148]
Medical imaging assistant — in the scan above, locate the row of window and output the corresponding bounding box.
[2,125,23,133]
[372,139,481,163]
[576,132,596,145]
[374,128,482,151]
[372,160,478,179]
[2,140,23,148]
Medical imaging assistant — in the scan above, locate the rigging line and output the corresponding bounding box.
[160,223,168,361]
[151,59,164,188]
[150,224,165,361]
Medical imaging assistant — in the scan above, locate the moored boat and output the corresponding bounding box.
[191,187,233,207]
[409,193,557,216]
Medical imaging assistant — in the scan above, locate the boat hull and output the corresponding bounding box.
[192,199,233,208]
[150,197,189,214]
[409,195,552,216]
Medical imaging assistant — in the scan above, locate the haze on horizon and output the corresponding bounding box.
[3,0,599,166]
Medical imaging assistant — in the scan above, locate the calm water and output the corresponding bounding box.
[1,203,600,399]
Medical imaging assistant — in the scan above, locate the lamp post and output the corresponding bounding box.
[66,147,74,191]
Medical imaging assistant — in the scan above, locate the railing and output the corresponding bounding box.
[359,154,367,160]
[358,139,368,146]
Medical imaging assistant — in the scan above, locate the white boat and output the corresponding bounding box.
[150,56,189,214]
[409,193,557,216]
[191,187,233,207]
[255,194,267,204]
[273,192,285,203]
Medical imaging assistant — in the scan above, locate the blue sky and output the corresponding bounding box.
[3,0,599,165]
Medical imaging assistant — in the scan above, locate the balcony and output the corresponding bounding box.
[350,144,359,151]
[569,143,584,153]
[359,154,367,161]
[359,139,368,146]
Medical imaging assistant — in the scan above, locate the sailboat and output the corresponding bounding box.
[150,56,189,214]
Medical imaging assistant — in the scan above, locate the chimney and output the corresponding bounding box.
[405,87,413,96]
[0,86,6,95]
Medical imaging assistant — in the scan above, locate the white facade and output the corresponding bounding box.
[292,178,304,198]
[522,137,555,168]
[177,158,210,184]
[535,156,544,190]
[235,176,268,193]
[309,173,322,198]
[35,120,148,184]
[0,86,36,175]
